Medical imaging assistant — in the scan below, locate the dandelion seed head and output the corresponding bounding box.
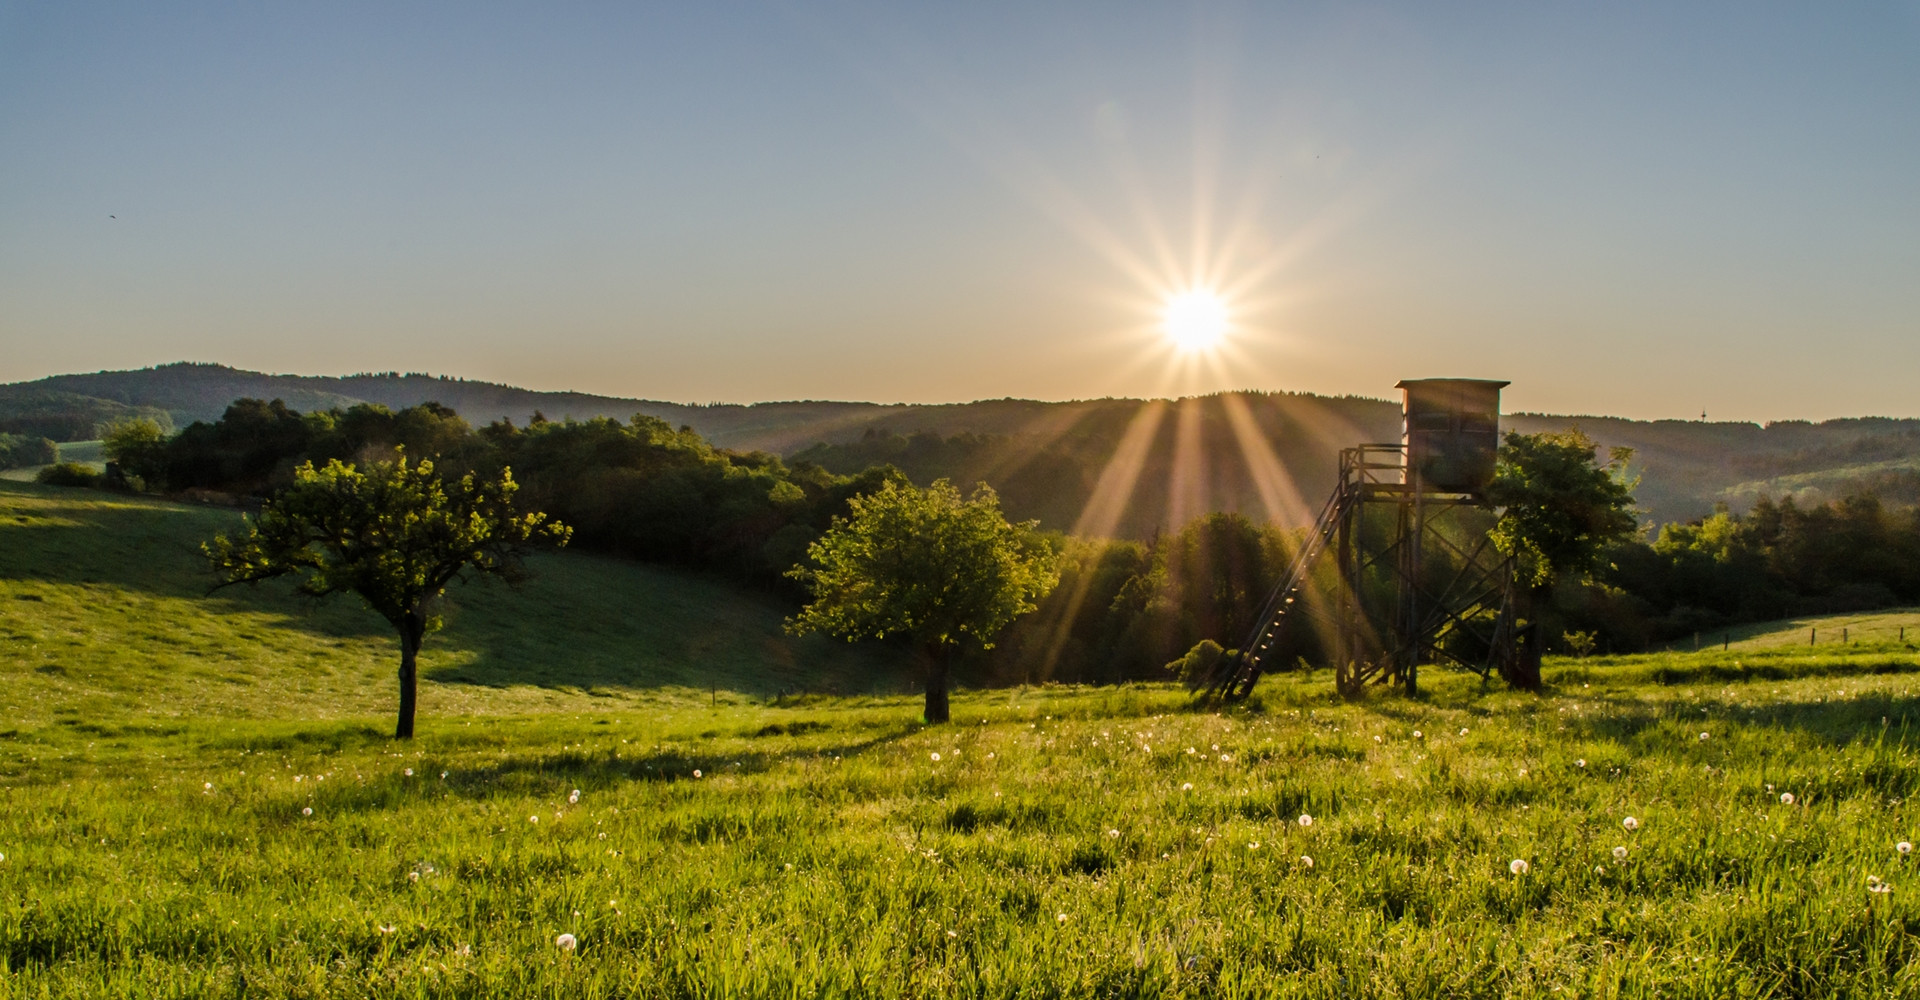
[555,933,578,951]
[301,806,313,817]
[930,752,941,762]
[569,789,581,804]
[946,929,958,938]
[1459,728,1468,736]
[1299,856,1314,869]
[1780,792,1795,805]
[1220,754,1232,763]
[1576,759,1587,768]
[1248,842,1260,850]
[1699,732,1710,741]
[378,924,396,934]
[1181,782,1194,792]
[528,815,538,824]
[1622,816,1640,831]
[203,782,212,791]
[408,871,420,882]
[404,768,413,777]
[1056,913,1069,923]
[1613,846,1628,860]
[1298,814,1313,827]
[1900,842,1914,856]
[1510,859,1530,875]
[440,771,448,779]
[692,769,702,779]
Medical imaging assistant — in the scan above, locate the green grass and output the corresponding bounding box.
[4,481,1920,997]
[1663,607,1920,652]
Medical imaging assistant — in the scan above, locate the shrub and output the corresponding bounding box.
[35,462,101,488]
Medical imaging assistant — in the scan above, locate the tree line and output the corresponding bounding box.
[76,397,1920,678]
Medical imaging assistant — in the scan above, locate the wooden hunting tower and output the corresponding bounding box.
[1201,378,1521,700]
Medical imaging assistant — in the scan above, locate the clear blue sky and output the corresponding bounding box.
[4,2,1917,420]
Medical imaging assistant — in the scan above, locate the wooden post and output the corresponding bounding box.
[1723,633,1729,651]
[1811,628,1816,646]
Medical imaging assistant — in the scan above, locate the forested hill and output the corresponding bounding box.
[7,361,1919,531]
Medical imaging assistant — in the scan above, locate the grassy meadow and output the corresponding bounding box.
[4,480,1920,997]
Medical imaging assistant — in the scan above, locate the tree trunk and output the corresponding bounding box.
[1504,585,1548,692]
[923,643,951,724]
[395,610,426,739]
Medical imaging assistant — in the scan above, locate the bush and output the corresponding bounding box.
[1166,639,1233,687]
[35,462,101,488]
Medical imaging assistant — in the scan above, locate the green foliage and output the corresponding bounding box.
[206,459,571,736]
[207,458,569,628]
[1490,429,1639,589]
[1561,630,1598,657]
[787,480,1059,650]
[1165,638,1233,685]
[0,388,174,441]
[0,432,58,470]
[1599,493,1920,641]
[33,461,100,487]
[101,417,167,486]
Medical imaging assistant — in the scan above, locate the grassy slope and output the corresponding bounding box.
[4,482,1920,997]
[0,481,904,729]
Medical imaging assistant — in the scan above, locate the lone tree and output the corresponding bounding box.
[206,457,570,738]
[1487,429,1637,688]
[786,479,1059,723]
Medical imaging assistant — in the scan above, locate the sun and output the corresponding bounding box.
[1162,290,1229,352]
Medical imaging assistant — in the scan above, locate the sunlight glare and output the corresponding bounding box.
[1162,290,1229,352]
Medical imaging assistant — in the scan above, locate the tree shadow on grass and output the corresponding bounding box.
[2,482,913,696]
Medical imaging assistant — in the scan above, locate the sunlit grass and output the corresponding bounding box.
[4,480,1920,997]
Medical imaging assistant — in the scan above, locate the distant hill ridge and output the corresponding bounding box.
[6,361,1919,530]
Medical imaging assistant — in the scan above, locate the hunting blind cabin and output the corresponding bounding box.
[1201,379,1523,700]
